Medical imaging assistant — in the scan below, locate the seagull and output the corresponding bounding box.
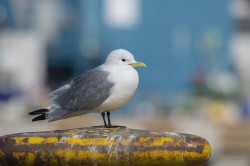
[29,49,146,128]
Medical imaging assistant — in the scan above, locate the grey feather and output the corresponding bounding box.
[47,67,114,121]
[49,84,71,97]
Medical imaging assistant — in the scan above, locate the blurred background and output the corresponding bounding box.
[0,0,250,165]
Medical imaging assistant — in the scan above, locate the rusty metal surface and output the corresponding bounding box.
[0,126,211,166]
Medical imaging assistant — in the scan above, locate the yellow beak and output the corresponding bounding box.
[130,62,147,67]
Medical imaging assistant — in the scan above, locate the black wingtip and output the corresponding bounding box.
[29,109,49,115]
[32,114,46,122]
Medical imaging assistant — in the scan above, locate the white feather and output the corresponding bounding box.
[96,64,139,112]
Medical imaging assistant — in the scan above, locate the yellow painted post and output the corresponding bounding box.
[0,127,211,166]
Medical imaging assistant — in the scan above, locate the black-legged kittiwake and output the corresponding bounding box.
[29,49,146,128]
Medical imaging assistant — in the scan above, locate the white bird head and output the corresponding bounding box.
[105,49,146,68]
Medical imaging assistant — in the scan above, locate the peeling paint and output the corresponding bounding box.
[0,149,5,159]
[0,126,211,166]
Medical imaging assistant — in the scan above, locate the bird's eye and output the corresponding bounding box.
[122,59,126,62]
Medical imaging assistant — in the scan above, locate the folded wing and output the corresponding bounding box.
[47,67,114,121]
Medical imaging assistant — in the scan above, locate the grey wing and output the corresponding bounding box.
[49,84,71,97]
[47,67,114,120]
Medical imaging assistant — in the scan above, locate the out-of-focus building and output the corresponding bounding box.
[231,0,250,98]
[2,1,250,165]
[0,0,234,108]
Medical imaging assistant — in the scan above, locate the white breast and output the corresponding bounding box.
[96,65,139,112]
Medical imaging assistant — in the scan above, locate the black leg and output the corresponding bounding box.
[107,111,112,126]
[104,111,126,128]
[96,111,126,128]
[101,112,107,127]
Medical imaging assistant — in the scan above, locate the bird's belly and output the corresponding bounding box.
[96,90,134,112]
[96,69,139,112]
